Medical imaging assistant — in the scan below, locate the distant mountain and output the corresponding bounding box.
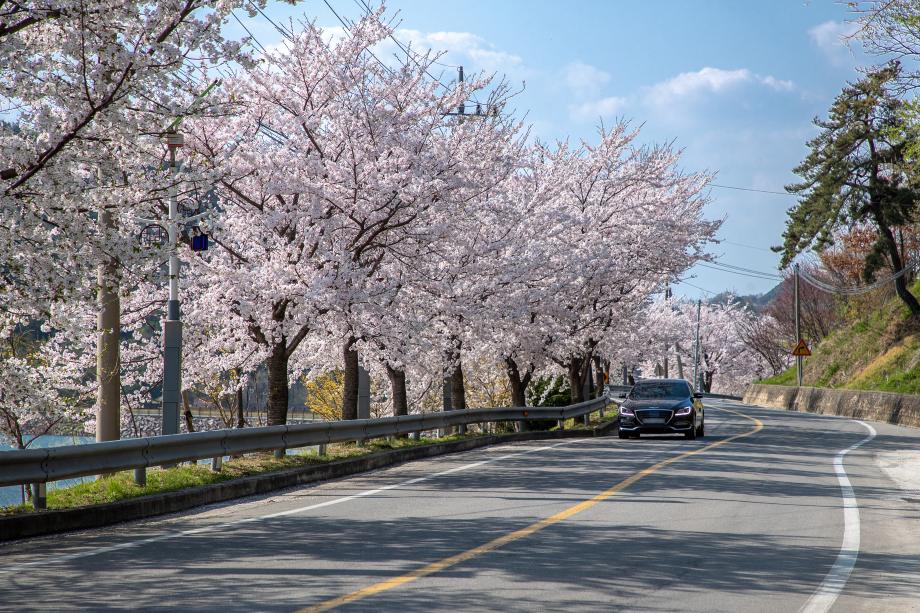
[709,282,782,313]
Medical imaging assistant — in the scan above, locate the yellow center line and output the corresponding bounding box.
[296,406,764,613]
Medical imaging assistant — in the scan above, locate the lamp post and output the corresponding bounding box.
[161,132,184,436]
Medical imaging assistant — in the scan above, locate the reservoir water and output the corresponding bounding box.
[0,434,94,507]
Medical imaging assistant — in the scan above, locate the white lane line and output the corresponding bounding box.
[0,439,579,575]
[801,420,877,613]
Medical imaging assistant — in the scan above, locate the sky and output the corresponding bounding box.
[228,0,868,300]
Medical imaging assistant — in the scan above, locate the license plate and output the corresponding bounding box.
[644,417,666,424]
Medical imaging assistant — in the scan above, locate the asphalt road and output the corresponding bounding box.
[2,399,919,612]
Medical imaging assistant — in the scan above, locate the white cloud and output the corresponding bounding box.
[644,67,794,106]
[758,75,795,92]
[569,96,628,122]
[809,20,860,63]
[563,61,611,97]
[394,29,523,73]
[568,66,794,124]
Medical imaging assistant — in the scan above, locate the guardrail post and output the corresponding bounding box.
[274,449,284,459]
[211,456,222,472]
[458,423,467,435]
[318,443,327,456]
[32,483,46,510]
[558,419,565,431]
[411,431,420,441]
[134,467,147,486]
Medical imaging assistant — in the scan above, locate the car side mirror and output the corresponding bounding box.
[693,392,703,398]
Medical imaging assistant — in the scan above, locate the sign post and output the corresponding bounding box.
[791,338,811,388]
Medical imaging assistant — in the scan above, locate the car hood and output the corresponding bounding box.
[622,398,690,411]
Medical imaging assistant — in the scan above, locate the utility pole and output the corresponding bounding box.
[161,132,184,435]
[794,262,803,387]
[693,299,701,392]
[457,66,465,118]
[358,366,370,419]
[96,206,120,443]
[663,283,670,378]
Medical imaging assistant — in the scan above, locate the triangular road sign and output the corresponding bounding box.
[791,339,811,357]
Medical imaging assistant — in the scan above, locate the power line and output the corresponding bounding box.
[678,280,717,295]
[711,260,783,279]
[717,238,775,252]
[710,183,796,196]
[351,0,485,106]
[230,10,268,54]
[249,0,295,41]
[322,0,396,76]
[698,262,781,281]
[797,260,919,296]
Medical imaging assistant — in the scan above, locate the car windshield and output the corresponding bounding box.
[629,381,691,400]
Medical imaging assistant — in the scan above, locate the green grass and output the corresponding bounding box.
[758,368,796,385]
[758,278,920,395]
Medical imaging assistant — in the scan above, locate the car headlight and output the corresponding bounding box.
[619,406,634,416]
[674,406,692,416]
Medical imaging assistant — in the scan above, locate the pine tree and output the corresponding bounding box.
[779,62,920,316]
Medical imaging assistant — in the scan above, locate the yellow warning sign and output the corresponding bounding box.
[791,339,811,357]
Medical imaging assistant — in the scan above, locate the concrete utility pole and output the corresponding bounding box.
[457,66,465,117]
[161,132,184,436]
[96,207,120,443]
[693,299,701,391]
[663,283,671,378]
[357,366,370,419]
[794,262,803,387]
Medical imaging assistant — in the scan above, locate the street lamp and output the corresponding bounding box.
[138,132,210,435]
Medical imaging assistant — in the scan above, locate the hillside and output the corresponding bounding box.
[760,280,920,394]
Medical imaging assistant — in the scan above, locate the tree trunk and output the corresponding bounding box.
[675,344,685,379]
[567,358,584,404]
[568,355,595,424]
[182,390,195,433]
[593,357,605,397]
[871,197,920,316]
[266,338,290,426]
[342,338,359,420]
[703,370,713,393]
[235,384,245,429]
[386,364,408,417]
[450,361,466,410]
[887,240,920,316]
[505,357,531,407]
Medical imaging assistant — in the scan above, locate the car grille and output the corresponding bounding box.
[636,409,673,424]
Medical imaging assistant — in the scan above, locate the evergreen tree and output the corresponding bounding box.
[779,63,920,316]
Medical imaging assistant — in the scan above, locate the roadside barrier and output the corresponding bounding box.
[743,383,920,428]
[0,397,609,509]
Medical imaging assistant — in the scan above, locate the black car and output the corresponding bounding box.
[616,379,704,440]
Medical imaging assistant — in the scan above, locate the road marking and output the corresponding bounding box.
[801,420,877,613]
[0,440,578,575]
[296,407,764,613]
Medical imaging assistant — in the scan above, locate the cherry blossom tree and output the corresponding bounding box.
[1,0,279,442]
[183,9,520,425]
[482,126,718,408]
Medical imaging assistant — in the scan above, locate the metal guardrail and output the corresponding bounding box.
[0,397,610,502]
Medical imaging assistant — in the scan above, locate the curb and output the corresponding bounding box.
[0,418,617,542]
